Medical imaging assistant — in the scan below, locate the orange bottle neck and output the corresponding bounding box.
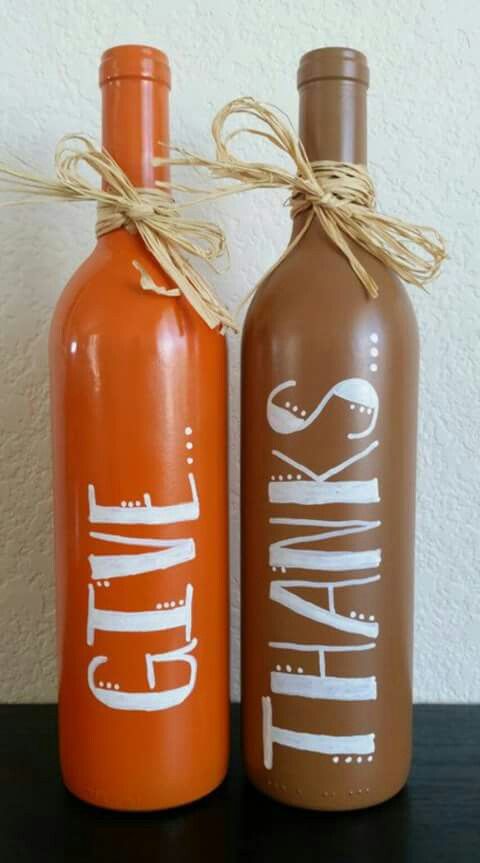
[101,76,170,189]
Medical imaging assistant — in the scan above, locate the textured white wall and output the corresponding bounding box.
[0,0,478,703]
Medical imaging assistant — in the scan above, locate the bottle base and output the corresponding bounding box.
[62,768,228,813]
[246,771,409,812]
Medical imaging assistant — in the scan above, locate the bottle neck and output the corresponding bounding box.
[101,76,170,188]
[298,78,367,164]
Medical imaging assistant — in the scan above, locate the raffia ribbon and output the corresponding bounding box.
[0,134,237,331]
[160,97,447,299]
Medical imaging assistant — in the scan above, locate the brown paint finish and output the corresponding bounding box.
[241,49,419,811]
[50,46,229,811]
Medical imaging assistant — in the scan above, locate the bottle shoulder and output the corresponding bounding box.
[51,233,163,325]
[243,227,418,349]
[49,232,220,353]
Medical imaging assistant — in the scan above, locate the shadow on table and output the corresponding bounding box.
[38,771,415,863]
[3,705,478,862]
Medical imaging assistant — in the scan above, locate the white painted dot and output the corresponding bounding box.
[271,475,275,480]
[97,581,103,587]
[300,410,306,417]
[106,682,112,689]
[285,401,291,408]
[286,665,292,672]
[350,403,356,410]
[135,500,141,506]
[275,664,281,672]
[170,601,176,608]
[279,475,283,481]
[104,581,110,588]
[128,501,134,508]
[369,615,375,621]
[99,681,104,687]
[287,474,292,480]
[370,333,379,343]
[332,756,340,764]
[367,756,373,762]
[369,363,378,372]
[359,405,365,413]
[272,566,277,572]
[156,603,162,609]
[163,602,170,609]
[357,756,363,763]
[359,613,365,620]
[297,667,304,674]
[281,567,286,574]
[350,611,357,618]
[114,684,120,691]
[367,408,372,415]
[186,441,193,450]
[370,347,379,357]
[185,426,192,435]
[345,756,352,764]
[179,599,184,605]
[292,405,298,412]
[296,474,302,480]
[121,501,127,507]
[187,457,194,464]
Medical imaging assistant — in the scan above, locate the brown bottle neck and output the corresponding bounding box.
[291,77,367,242]
[101,76,170,188]
[298,78,367,164]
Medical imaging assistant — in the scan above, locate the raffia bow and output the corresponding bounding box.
[160,97,447,299]
[0,134,237,331]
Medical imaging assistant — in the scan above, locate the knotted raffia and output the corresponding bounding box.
[0,134,237,331]
[160,97,446,299]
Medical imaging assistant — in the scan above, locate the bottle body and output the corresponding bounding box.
[51,231,229,810]
[50,47,229,810]
[241,49,418,811]
[242,224,418,810]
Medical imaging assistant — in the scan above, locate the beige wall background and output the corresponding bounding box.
[0,0,479,702]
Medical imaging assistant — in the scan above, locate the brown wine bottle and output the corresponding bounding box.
[241,48,419,811]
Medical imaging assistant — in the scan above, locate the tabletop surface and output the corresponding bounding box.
[0,704,478,862]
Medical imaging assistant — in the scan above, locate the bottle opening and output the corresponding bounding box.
[99,44,171,88]
[298,47,369,89]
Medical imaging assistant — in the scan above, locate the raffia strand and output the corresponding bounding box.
[158,97,447,299]
[0,135,237,332]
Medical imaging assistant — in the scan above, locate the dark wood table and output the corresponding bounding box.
[0,704,478,861]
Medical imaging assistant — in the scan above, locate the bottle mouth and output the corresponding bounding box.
[298,47,369,88]
[99,45,171,88]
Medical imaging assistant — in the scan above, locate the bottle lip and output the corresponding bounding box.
[298,47,369,89]
[99,44,171,88]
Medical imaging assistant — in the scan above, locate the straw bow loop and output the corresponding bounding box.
[0,133,236,331]
[170,97,446,300]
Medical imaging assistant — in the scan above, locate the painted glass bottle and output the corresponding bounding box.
[50,45,229,810]
[242,48,419,810]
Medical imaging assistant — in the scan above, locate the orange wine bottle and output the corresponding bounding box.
[242,48,418,810]
[50,45,229,810]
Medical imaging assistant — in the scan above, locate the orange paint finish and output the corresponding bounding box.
[49,46,229,810]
